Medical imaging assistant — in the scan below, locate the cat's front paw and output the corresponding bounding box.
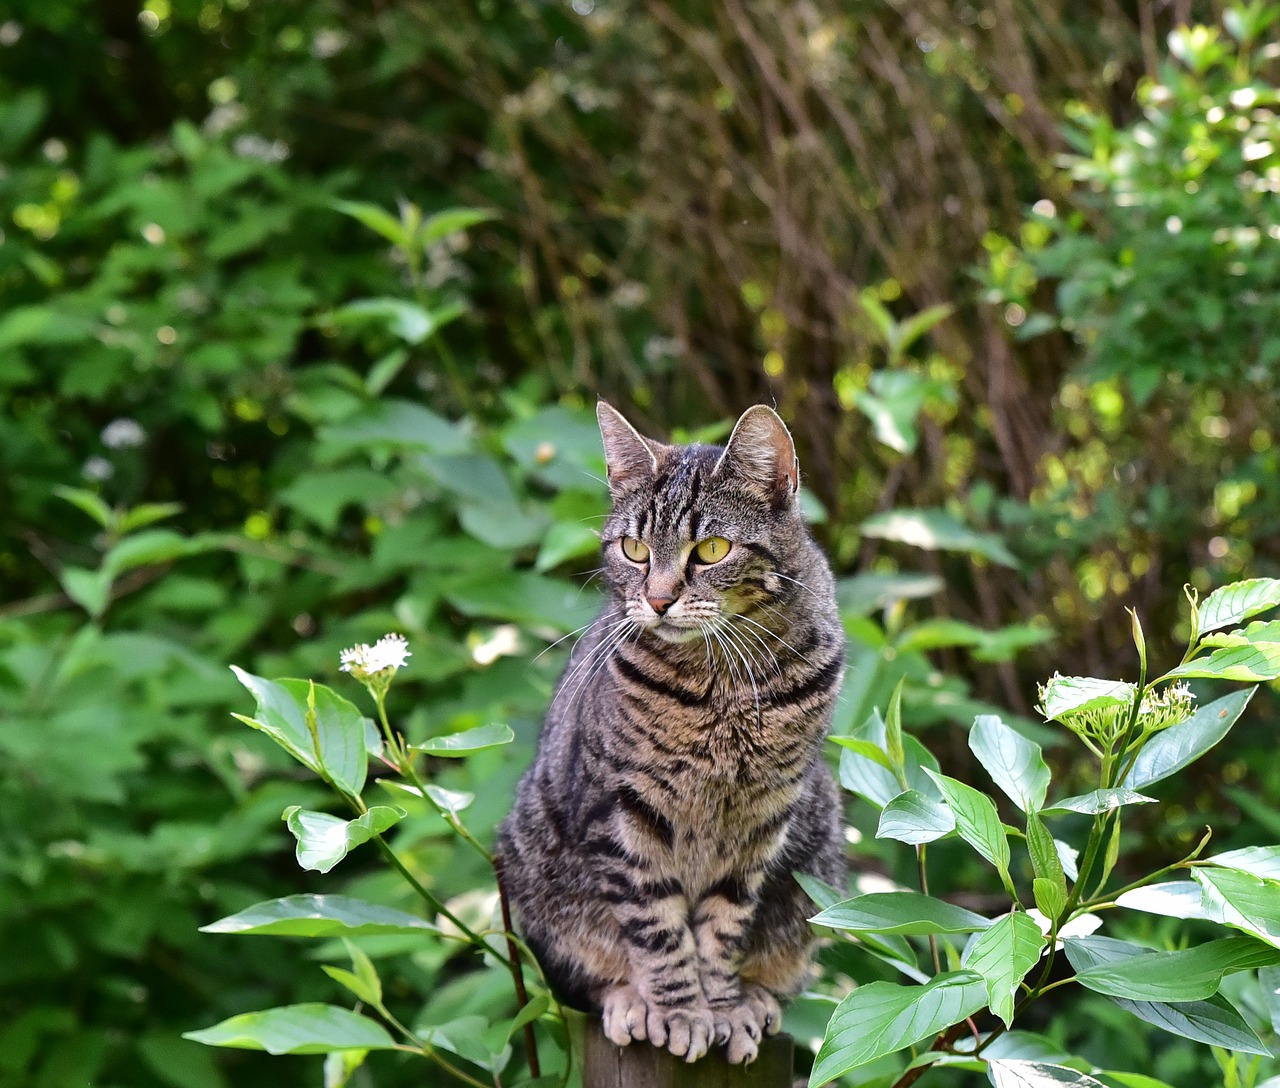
[601,984,650,1046]
[649,1005,714,1063]
[711,986,782,1064]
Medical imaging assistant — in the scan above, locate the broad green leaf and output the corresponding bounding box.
[53,485,113,528]
[1193,868,1280,948]
[423,785,474,817]
[988,1061,1108,1087]
[419,207,496,246]
[1033,878,1066,921]
[230,670,370,797]
[809,971,987,1085]
[1038,676,1135,722]
[331,199,408,246]
[836,571,944,617]
[117,501,184,534]
[328,298,464,346]
[1162,643,1280,682]
[1200,619,1280,649]
[282,806,404,874]
[183,1004,397,1054]
[837,709,941,808]
[60,566,112,618]
[811,891,992,936]
[877,790,955,844]
[924,770,1011,884]
[860,508,1018,568]
[830,736,895,773]
[1209,845,1280,880]
[201,894,438,937]
[412,723,515,757]
[1109,995,1271,1057]
[421,1014,510,1074]
[1122,688,1254,788]
[1044,789,1155,816]
[1196,579,1280,634]
[1098,1076,1180,1088]
[1115,882,1218,922]
[1071,936,1280,1001]
[979,1031,1073,1063]
[970,715,1050,812]
[794,872,846,913]
[103,528,207,577]
[992,1062,1112,1087]
[962,912,1046,1026]
[317,399,468,457]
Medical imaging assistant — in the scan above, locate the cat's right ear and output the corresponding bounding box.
[597,400,659,491]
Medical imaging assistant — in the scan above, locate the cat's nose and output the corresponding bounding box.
[646,594,676,615]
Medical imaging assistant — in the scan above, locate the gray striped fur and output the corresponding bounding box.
[496,403,845,1064]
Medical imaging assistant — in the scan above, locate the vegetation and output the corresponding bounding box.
[2,2,1279,1086]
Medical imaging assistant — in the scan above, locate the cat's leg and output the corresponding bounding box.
[597,872,714,1061]
[690,871,772,1064]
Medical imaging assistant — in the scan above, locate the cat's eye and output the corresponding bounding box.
[620,537,650,563]
[693,536,732,564]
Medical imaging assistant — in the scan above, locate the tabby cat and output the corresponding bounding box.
[496,402,846,1065]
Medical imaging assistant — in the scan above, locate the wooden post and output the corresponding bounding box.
[574,1015,795,1088]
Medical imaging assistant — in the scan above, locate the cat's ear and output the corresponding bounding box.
[714,405,799,500]
[597,400,660,490]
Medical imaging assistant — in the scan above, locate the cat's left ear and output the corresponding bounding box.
[714,405,799,500]
[597,400,662,491]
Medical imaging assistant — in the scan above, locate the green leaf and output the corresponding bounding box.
[796,875,925,982]
[117,501,184,534]
[321,965,380,1007]
[317,399,468,457]
[1033,878,1066,921]
[419,207,496,247]
[328,298,464,346]
[809,971,987,1085]
[1044,789,1156,816]
[412,723,515,757]
[924,769,1012,885]
[183,1004,397,1054]
[1209,845,1280,879]
[962,912,1046,1026]
[423,785,473,816]
[860,508,1018,568]
[1109,995,1271,1057]
[60,566,112,618]
[103,528,208,577]
[1115,882,1217,921]
[1195,579,1280,634]
[230,670,370,797]
[1193,868,1280,948]
[794,872,846,912]
[53,485,114,528]
[1122,688,1255,788]
[987,1062,1108,1087]
[1162,643,1280,682]
[877,790,956,845]
[970,715,1050,813]
[201,895,438,937]
[422,1014,510,1074]
[282,806,405,874]
[830,736,895,773]
[884,680,906,783]
[836,571,944,617]
[811,891,992,936]
[1038,676,1135,722]
[331,199,408,246]
[837,709,941,808]
[1027,814,1067,906]
[1070,936,1280,1001]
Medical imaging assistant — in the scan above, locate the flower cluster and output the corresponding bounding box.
[340,633,412,685]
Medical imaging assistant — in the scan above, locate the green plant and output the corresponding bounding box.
[807,579,1280,1087]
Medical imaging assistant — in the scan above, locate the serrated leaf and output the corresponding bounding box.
[1196,579,1280,633]
[412,723,515,757]
[811,891,992,936]
[877,790,956,844]
[1038,676,1135,722]
[1193,868,1280,948]
[183,1004,397,1054]
[283,806,405,874]
[809,971,987,1085]
[988,1062,1108,1087]
[1071,936,1280,1001]
[1044,789,1155,815]
[1163,643,1280,682]
[924,769,1011,885]
[1122,688,1254,788]
[962,912,1046,1026]
[201,894,438,937]
[970,715,1050,813]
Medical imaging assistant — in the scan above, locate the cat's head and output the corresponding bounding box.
[596,401,814,643]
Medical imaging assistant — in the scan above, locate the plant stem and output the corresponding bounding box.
[495,855,542,1078]
[916,844,941,974]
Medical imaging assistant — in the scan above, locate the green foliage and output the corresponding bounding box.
[806,579,1280,1086]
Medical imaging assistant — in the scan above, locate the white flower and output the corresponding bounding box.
[101,418,147,449]
[340,633,411,677]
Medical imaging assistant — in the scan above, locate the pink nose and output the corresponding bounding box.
[646,594,676,615]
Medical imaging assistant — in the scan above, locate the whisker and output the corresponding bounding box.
[557,618,633,696]
[771,571,824,604]
[566,622,637,710]
[713,623,761,723]
[535,613,630,664]
[722,617,783,679]
[732,611,817,668]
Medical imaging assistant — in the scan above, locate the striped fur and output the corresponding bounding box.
[496,403,845,1064]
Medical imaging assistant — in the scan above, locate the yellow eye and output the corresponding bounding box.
[620,537,650,562]
[693,537,732,564]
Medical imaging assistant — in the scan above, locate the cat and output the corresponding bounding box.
[496,401,846,1065]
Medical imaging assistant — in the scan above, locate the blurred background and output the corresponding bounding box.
[2,1,1279,1085]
